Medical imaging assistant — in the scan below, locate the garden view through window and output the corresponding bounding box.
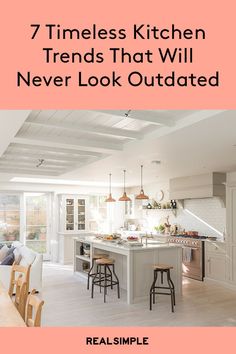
[0,193,49,254]
[0,194,20,243]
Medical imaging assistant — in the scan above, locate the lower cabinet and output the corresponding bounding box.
[205,254,227,282]
[205,241,227,283]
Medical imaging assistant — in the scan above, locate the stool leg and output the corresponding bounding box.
[87,258,95,290]
[161,270,164,284]
[149,270,157,310]
[107,265,113,289]
[99,265,102,293]
[153,270,158,305]
[168,273,176,306]
[91,264,99,298]
[112,264,120,299]
[104,265,107,303]
[167,270,174,312]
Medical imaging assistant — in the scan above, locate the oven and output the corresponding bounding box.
[167,236,205,281]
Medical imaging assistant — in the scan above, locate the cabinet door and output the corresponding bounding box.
[65,197,75,231]
[227,187,236,244]
[77,198,86,231]
[206,254,227,282]
[226,187,236,283]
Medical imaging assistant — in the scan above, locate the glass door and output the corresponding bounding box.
[77,199,85,230]
[66,198,75,231]
[25,193,50,258]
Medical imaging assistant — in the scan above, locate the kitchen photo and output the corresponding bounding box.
[0,109,236,327]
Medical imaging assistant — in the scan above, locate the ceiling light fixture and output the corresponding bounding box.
[119,170,131,202]
[124,110,132,117]
[136,165,149,200]
[105,173,116,203]
[36,159,45,168]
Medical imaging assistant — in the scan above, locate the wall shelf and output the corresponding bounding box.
[143,208,178,217]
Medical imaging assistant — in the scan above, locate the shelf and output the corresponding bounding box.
[143,208,177,216]
[76,255,91,262]
[143,208,177,211]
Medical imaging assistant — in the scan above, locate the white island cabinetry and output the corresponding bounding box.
[74,238,182,304]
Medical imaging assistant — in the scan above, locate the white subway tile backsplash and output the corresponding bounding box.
[143,197,225,238]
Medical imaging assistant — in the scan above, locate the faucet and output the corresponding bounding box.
[141,233,154,246]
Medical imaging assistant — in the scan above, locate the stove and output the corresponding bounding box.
[167,236,205,281]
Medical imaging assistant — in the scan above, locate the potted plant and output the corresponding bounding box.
[158,224,165,234]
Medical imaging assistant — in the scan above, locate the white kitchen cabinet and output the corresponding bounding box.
[59,195,88,233]
[205,241,228,282]
[58,194,89,264]
[226,186,236,284]
[205,254,227,282]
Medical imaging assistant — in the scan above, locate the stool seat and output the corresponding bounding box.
[93,254,109,260]
[153,264,173,270]
[96,258,114,265]
[87,254,109,290]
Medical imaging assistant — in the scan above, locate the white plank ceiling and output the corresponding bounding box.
[0,110,201,177]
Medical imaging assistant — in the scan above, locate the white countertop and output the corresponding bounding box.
[74,236,181,252]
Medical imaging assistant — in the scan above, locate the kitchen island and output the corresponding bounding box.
[74,237,182,304]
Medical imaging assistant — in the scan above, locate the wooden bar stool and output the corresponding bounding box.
[91,258,120,303]
[149,264,176,312]
[87,254,110,290]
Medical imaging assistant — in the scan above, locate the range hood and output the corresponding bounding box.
[169,172,226,206]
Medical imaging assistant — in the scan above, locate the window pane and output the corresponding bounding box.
[0,194,20,243]
[0,195,20,210]
[26,226,47,241]
[25,193,48,254]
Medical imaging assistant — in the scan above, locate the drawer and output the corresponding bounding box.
[205,241,226,255]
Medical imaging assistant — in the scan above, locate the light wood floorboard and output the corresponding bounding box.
[41,263,236,327]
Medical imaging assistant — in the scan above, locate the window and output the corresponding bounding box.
[25,193,48,254]
[88,195,109,232]
[0,194,20,243]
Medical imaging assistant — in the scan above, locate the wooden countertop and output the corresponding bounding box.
[0,281,26,327]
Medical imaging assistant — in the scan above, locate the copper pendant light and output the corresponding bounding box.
[105,173,116,202]
[136,165,149,200]
[119,170,131,202]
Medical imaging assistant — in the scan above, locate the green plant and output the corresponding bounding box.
[158,224,165,232]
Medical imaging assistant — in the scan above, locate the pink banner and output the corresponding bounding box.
[0,0,235,109]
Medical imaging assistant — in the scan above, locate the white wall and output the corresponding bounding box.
[128,180,226,238]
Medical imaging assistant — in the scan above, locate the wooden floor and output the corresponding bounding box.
[41,263,236,327]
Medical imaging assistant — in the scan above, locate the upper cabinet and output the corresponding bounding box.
[59,195,88,233]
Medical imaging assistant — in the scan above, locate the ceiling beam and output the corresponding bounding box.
[4,151,91,163]
[14,134,123,152]
[95,110,175,126]
[9,143,104,158]
[25,118,143,140]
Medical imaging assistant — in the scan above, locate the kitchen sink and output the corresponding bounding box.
[145,240,167,244]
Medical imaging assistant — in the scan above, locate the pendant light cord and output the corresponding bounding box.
[123,170,126,192]
[109,173,112,194]
[141,165,143,189]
